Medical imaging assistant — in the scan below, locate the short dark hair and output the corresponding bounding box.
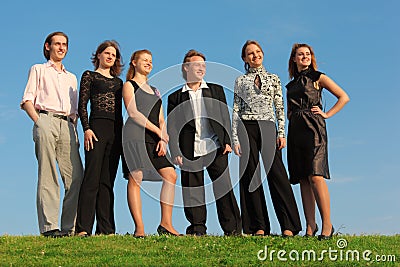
[43,31,69,60]
[181,49,206,80]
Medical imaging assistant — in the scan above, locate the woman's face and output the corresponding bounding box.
[244,43,264,68]
[293,46,311,70]
[133,53,153,75]
[98,46,117,69]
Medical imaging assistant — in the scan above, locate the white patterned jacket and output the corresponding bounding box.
[232,66,285,145]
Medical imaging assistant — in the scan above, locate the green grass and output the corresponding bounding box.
[1,234,399,266]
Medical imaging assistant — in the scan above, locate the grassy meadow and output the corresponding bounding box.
[1,234,399,266]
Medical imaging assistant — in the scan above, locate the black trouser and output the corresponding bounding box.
[76,119,123,235]
[181,148,241,235]
[239,120,301,235]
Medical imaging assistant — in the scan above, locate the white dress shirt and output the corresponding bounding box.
[21,60,78,118]
[182,80,220,157]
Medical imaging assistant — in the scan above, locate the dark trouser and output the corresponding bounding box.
[76,119,122,235]
[239,120,301,235]
[181,148,241,235]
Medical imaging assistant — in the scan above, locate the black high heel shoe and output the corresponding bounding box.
[304,224,319,237]
[318,225,334,241]
[157,225,181,236]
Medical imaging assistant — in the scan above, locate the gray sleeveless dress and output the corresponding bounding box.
[122,80,174,181]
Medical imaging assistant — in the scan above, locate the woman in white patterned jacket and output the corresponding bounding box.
[232,40,301,237]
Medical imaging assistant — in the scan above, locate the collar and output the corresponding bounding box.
[247,65,267,75]
[182,79,209,92]
[46,60,68,73]
[294,67,312,78]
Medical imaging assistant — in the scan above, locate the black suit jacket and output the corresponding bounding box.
[167,82,232,160]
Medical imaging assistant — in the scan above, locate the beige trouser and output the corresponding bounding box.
[33,112,83,234]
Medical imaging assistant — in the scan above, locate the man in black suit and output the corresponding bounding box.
[167,50,241,236]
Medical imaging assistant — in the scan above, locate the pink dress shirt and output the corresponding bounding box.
[21,60,78,118]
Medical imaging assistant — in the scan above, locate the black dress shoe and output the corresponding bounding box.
[224,230,242,237]
[193,232,205,236]
[186,230,205,236]
[304,224,319,237]
[157,225,182,236]
[318,226,334,241]
[42,229,66,238]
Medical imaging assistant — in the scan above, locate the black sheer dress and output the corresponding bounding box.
[286,68,330,185]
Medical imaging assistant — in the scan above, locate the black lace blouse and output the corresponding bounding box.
[78,70,123,131]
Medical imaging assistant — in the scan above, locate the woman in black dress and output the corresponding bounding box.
[122,50,180,237]
[76,40,125,236]
[286,43,349,239]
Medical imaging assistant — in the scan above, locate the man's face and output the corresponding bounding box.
[185,56,206,83]
[45,35,68,62]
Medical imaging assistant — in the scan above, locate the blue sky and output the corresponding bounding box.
[0,0,398,236]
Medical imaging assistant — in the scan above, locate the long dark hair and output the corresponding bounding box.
[288,43,318,79]
[126,49,152,81]
[241,40,264,72]
[91,40,123,77]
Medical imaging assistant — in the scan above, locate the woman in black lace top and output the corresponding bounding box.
[286,43,349,239]
[75,40,125,236]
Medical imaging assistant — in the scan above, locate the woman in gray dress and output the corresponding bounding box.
[122,49,180,237]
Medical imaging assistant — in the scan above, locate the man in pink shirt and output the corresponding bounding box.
[21,31,83,237]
